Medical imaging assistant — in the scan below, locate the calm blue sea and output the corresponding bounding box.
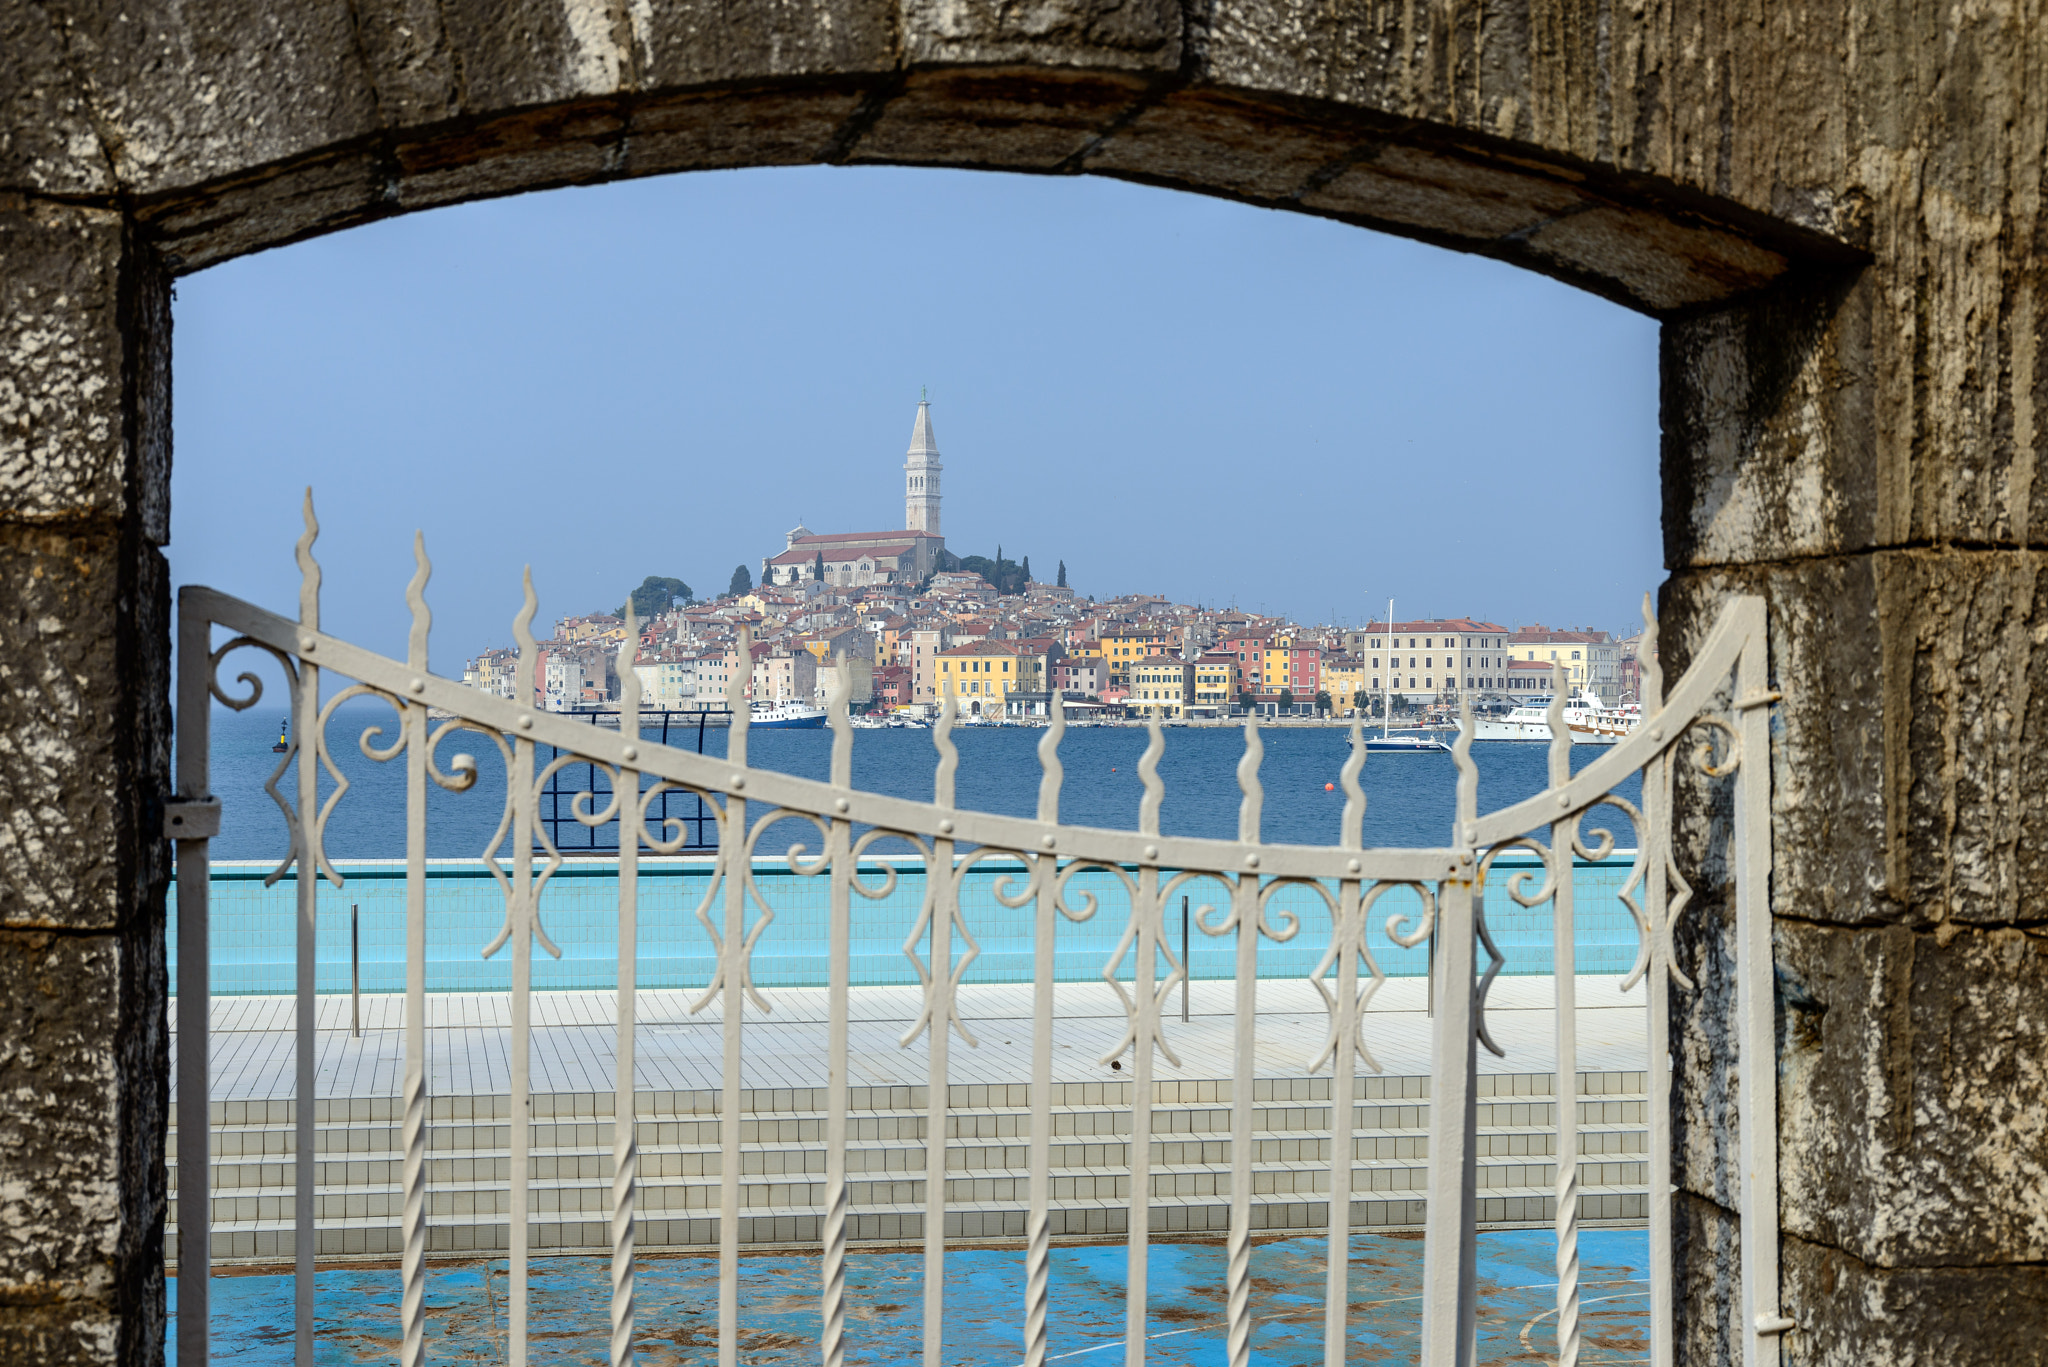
[198,703,1640,859]
[178,704,1647,993]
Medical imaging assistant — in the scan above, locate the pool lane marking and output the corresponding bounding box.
[1516,1289,1651,1363]
[1030,1277,1650,1366]
[1030,1293,1427,1363]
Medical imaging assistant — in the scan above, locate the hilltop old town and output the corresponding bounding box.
[462,399,1642,722]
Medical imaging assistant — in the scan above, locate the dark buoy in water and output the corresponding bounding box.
[272,719,290,753]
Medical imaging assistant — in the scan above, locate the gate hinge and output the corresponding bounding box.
[163,796,221,840]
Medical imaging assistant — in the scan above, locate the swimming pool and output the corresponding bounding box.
[170,853,1644,995]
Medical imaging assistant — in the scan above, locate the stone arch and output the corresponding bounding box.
[5,3,2045,1364]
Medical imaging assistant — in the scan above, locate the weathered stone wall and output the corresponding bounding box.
[2,0,2042,1361]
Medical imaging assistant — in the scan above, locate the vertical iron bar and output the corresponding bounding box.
[1224,713,1264,1367]
[1023,694,1065,1367]
[1124,863,1160,1367]
[1182,895,1190,1024]
[351,904,360,1039]
[1734,603,1786,1366]
[1321,877,1362,1367]
[1638,598,1673,1367]
[718,652,751,1367]
[612,618,643,1367]
[400,537,430,1367]
[821,677,854,1367]
[510,731,535,1367]
[922,850,954,1367]
[1550,666,1582,1367]
[174,590,214,1367]
[1224,870,1259,1367]
[508,564,542,1367]
[293,586,319,1367]
[922,694,961,1367]
[1419,870,1479,1367]
[1124,717,1167,1367]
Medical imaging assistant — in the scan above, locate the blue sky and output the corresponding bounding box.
[171,165,1661,668]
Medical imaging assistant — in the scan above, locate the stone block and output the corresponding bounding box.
[1658,560,1887,947]
[633,0,895,88]
[1672,1192,1741,1367]
[436,0,634,112]
[0,923,165,1359]
[1665,550,2048,933]
[900,0,1179,71]
[45,0,380,199]
[623,88,868,178]
[1662,273,1878,568]
[850,70,1151,170]
[1776,919,2048,1271]
[1781,1232,2048,1367]
[0,201,167,535]
[0,3,116,196]
[0,528,169,934]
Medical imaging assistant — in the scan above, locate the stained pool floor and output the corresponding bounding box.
[173,1228,1646,1364]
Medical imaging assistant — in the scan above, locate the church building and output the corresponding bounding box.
[762,398,949,588]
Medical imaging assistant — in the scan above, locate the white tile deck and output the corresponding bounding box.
[172,975,1647,1100]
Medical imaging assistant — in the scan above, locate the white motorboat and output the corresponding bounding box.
[1473,689,1638,745]
[748,700,827,729]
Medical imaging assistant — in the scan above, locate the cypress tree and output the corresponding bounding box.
[1022,555,1032,582]
[1057,560,1068,589]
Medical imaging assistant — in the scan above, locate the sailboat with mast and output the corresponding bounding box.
[1359,597,1451,753]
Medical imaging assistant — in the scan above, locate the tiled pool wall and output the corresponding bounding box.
[169,855,1642,995]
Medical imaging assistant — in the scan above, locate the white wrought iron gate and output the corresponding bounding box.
[166,497,1789,1366]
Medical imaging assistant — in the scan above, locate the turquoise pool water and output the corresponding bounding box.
[169,854,1643,995]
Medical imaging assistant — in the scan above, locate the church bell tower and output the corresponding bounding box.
[904,396,942,535]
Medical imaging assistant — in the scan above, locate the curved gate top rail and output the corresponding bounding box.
[166,494,1787,1367]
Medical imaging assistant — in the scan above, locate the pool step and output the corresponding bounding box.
[167,1071,1648,1265]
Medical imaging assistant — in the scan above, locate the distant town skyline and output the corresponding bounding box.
[170,164,1661,667]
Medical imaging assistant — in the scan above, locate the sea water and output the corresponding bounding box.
[178,703,1647,993]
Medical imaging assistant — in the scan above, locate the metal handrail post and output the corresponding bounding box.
[350,903,361,1038]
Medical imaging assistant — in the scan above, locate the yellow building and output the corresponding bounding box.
[1097,627,1171,688]
[1506,626,1602,690]
[1129,655,1191,718]
[1191,654,1235,714]
[1322,655,1367,714]
[936,641,1042,715]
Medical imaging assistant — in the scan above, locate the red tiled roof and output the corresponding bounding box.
[769,543,913,566]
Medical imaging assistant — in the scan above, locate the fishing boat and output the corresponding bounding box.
[1473,688,1638,745]
[1360,597,1452,754]
[748,700,827,729]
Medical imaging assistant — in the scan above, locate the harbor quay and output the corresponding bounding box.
[168,859,1651,1269]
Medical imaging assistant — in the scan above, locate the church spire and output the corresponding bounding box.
[904,395,942,535]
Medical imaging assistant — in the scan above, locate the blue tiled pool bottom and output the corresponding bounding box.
[170,855,1644,996]
[167,1227,1650,1365]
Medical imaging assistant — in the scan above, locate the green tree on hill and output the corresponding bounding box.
[727,564,752,598]
[1057,560,1067,589]
[617,576,692,620]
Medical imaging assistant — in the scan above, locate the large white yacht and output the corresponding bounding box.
[1474,689,1639,745]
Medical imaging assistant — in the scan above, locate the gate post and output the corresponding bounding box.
[1419,851,1480,1363]
[0,202,173,1366]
